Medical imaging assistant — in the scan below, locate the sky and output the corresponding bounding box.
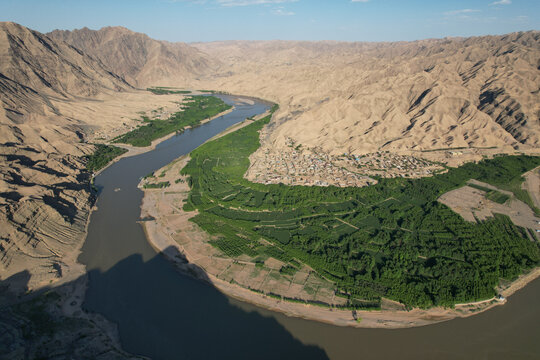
[1,0,538,42]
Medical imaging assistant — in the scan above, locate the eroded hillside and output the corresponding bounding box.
[191,33,540,182]
[49,26,220,87]
[0,22,187,294]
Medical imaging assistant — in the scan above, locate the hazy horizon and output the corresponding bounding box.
[1,0,539,43]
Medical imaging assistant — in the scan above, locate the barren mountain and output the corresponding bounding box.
[193,32,540,172]
[0,22,167,297]
[0,22,192,356]
[49,26,220,87]
[0,22,131,144]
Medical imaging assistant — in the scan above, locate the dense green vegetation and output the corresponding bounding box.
[144,181,170,189]
[147,87,191,95]
[114,96,231,147]
[85,144,127,172]
[468,183,510,204]
[181,111,540,308]
[486,191,511,204]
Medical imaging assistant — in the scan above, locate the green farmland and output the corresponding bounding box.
[114,95,231,147]
[147,87,192,95]
[85,144,128,172]
[467,183,511,204]
[181,110,540,309]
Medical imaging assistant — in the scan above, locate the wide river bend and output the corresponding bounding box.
[79,95,540,360]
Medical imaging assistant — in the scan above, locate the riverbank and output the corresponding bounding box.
[140,179,537,329]
[138,119,540,329]
[91,106,235,178]
[1,93,237,357]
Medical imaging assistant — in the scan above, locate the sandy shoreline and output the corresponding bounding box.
[10,97,238,351]
[137,113,540,329]
[140,190,540,328]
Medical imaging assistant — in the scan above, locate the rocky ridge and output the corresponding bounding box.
[48,26,220,87]
[0,22,133,293]
[192,32,540,171]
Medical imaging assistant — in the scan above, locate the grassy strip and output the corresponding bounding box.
[468,183,510,204]
[486,191,510,204]
[496,176,540,215]
[147,87,191,95]
[85,144,128,173]
[114,95,231,147]
[468,169,540,214]
[143,181,170,189]
[180,106,540,309]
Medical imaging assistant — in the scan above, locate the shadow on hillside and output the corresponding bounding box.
[0,246,329,360]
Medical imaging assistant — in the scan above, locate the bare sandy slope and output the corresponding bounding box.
[0,88,191,293]
[0,22,197,295]
[51,26,540,170]
[191,33,540,168]
[48,26,220,88]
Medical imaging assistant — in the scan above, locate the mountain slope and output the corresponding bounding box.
[193,32,540,168]
[49,26,219,87]
[0,22,131,294]
[0,21,131,142]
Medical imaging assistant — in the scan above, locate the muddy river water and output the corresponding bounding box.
[79,95,540,360]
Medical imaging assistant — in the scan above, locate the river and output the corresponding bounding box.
[79,95,540,360]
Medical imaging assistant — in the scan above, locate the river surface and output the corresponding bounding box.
[80,95,540,360]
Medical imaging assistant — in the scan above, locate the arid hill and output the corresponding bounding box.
[51,27,539,162]
[0,22,131,142]
[49,26,219,87]
[0,22,175,296]
[0,22,204,357]
[192,33,540,168]
[0,22,130,292]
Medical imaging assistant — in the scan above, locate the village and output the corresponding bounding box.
[336,151,444,179]
[247,138,444,187]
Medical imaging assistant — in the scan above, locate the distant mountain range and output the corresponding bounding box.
[48,26,219,87]
[193,34,540,156]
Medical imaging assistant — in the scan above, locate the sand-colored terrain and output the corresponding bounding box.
[439,178,540,231]
[190,34,540,175]
[48,26,219,88]
[0,87,194,293]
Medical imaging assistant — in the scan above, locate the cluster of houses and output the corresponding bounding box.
[336,151,442,179]
[250,149,376,187]
[249,140,443,187]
